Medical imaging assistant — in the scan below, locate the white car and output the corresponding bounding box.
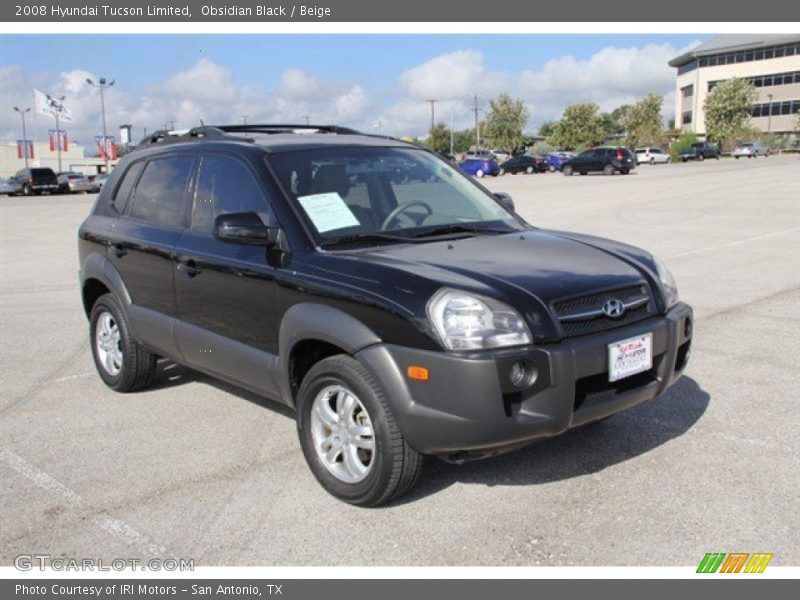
[733,142,769,158]
[635,147,670,165]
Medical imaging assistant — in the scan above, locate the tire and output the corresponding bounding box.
[498,168,505,176]
[698,154,705,161]
[681,157,687,162]
[89,293,157,392]
[621,169,629,175]
[562,165,574,176]
[296,355,423,507]
[475,169,484,178]
[735,156,740,159]
[649,158,655,165]
[526,166,534,174]
[603,164,615,176]
[549,165,555,172]
[715,154,720,160]
[579,171,587,175]
[23,185,32,196]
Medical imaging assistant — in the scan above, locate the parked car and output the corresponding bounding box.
[546,152,575,172]
[458,156,500,178]
[90,173,110,193]
[9,167,60,195]
[499,154,548,175]
[635,147,671,165]
[561,147,636,176]
[78,124,692,506]
[679,142,720,162]
[489,148,510,162]
[57,172,95,194]
[0,177,21,196]
[733,142,769,158]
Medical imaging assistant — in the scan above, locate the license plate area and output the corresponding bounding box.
[608,333,652,382]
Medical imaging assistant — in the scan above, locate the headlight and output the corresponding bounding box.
[653,256,679,309]
[427,288,532,350]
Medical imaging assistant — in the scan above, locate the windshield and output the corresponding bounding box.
[268,147,523,245]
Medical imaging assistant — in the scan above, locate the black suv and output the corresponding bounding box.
[78,125,692,506]
[561,147,635,176]
[11,167,59,195]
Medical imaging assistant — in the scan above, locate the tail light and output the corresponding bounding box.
[615,149,624,160]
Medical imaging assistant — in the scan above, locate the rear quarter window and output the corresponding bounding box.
[129,156,193,227]
[111,161,146,214]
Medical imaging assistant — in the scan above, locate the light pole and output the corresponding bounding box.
[767,93,773,134]
[86,77,115,171]
[241,115,249,125]
[14,106,32,169]
[51,95,66,172]
[426,99,437,136]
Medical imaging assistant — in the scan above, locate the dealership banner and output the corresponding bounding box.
[94,135,117,160]
[1,0,797,22]
[16,140,34,159]
[48,130,68,152]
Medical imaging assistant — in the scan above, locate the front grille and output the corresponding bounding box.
[553,284,655,338]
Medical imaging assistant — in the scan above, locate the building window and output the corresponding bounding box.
[697,42,800,69]
[681,110,693,126]
[709,71,800,92]
[751,99,800,119]
[681,84,694,98]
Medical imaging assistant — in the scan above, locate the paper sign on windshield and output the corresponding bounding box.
[297,192,360,233]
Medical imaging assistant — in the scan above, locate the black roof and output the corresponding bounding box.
[134,124,413,154]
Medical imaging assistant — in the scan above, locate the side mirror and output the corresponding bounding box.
[494,192,515,212]
[213,212,278,247]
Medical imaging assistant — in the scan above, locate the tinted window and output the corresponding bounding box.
[112,161,145,214]
[192,156,267,233]
[577,150,594,159]
[130,156,192,227]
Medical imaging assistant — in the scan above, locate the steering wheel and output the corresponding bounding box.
[381,202,434,230]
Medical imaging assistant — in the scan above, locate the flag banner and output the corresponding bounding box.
[48,130,69,152]
[16,140,34,159]
[34,88,75,122]
[94,135,117,160]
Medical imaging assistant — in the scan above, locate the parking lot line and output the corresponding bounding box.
[665,227,800,260]
[0,447,169,557]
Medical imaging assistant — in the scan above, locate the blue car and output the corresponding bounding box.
[458,156,500,178]
[546,152,575,172]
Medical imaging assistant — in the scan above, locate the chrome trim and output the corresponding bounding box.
[558,295,649,322]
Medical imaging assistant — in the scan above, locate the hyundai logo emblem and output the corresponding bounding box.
[602,299,626,318]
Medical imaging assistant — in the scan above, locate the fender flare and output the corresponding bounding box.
[80,252,132,313]
[277,303,382,404]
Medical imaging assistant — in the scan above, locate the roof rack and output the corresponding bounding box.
[133,123,364,151]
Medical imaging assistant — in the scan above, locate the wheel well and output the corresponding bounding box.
[288,339,346,398]
[82,278,110,316]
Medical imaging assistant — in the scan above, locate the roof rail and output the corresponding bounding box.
[134,126,255,150]
[215,124,362,135]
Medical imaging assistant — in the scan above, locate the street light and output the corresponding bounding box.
[51,94,66,172]
[13,106,32,169]
[86,77,115,171]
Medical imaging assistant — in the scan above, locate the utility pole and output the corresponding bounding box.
[472,95,481,150]
[302,116,310,125]
[426,99,437,135]
[241,115,249,125]
[86,77,115,171]
[51,94,66,173]
[14,106,32,169]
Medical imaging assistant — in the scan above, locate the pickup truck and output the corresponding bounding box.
[679,142,720,162]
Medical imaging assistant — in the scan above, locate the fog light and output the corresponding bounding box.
[509,361,535,387]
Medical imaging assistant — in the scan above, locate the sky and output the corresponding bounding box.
[0,34,705,148]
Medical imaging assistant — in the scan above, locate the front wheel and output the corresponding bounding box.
[475,169,484,178]
[23,185,33,196]
[562,165,574,176]
[296,355,423,507]
[526,165,534,174]
[698,154,705,161]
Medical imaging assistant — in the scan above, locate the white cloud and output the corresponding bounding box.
[398,49,508,101]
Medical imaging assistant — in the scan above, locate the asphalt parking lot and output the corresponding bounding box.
[1,156,798,566]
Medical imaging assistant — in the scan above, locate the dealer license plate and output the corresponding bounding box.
[608,333,652,382]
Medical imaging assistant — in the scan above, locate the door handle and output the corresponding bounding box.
[176,259,201,277]
[110,243,127,258]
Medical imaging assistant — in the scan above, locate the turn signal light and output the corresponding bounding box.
[407,365,430,381]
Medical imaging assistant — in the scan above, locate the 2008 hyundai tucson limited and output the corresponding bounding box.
[78,125,693,506]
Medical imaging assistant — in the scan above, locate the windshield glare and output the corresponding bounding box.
[268,147,521,243]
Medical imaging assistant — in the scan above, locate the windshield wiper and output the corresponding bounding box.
[409,224,511,239]
[319,232,414,249]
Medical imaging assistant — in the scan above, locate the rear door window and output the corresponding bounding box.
[112,161,146,214]
[129,156,193,227]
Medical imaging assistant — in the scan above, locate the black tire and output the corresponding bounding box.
[603,164,615,176]
[579,171,588,175]
[22,184,32,196]
[681,157,687,162]
[296,354,423,507]
[621,169,629,175]
[562,165,574,176]
[735,155,740,159]
[649,158,655,165]
[698,153,705,161]
[89,293,157,392]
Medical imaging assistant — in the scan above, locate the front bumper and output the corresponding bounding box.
[356,302,692,457]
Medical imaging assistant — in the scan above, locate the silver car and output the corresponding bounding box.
[733,142,769,158]
[57,172,95,194]
[0,177,21,195]
[635,147,671,165]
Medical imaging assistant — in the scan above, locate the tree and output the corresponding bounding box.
[549,103,605,150]
[704,78,757,149]
[538,120,557,138]
[483,93,530,152]
[601,105,630,137]
[425,122,452,154]
[621,93,664,148]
